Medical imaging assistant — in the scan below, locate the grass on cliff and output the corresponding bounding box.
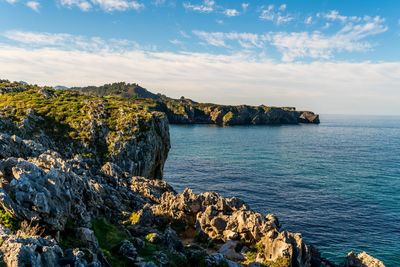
[242,241,290,267]
[92,218,130,266]
[0,81,160,160]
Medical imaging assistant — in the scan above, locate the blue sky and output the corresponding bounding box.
[1,0,400,114]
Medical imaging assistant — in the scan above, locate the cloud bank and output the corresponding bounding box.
[0,39,399,115]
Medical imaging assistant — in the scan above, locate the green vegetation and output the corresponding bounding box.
[0,79,39,91]
[92,218,130,266]
[241,240,290,267]
[0,208,19,232]
[137,241,159,259]
[0,80,160,161]
[243,250,257,263]
[264,257,290,267]
[72,82,161,100]
[145,232,157,242]
[222,111,234,124]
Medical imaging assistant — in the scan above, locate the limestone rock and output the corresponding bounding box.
[118,240,137,262]
[298,111,320,124]
[343,251,385,267]
[150,188,312,267]
[218,240,245,261]
[0,234,63,267]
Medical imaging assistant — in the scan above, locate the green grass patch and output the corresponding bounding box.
[92,218,130,266]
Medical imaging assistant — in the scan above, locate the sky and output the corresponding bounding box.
[0,0,400,115]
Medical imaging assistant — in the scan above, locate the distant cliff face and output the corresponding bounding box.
[73,82,320,126]
[158,99,320,126]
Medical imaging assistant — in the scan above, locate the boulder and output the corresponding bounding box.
[0,234,63,267]
[218,240,245,261]
[343,251,385,267]
[118,240,137,262]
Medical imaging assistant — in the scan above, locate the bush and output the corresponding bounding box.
[0,208,19,232]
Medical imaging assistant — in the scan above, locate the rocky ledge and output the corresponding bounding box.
[0,80,383,267]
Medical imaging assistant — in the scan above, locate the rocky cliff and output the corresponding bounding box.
[72,82,320,126]
[0,81,169,179]
[0,80,383,267]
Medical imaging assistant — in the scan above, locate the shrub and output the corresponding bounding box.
[145,232,157,243]
[0,208,19,232]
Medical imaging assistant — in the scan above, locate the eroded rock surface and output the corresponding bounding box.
[343,252,385,267]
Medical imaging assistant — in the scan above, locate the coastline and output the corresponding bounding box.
[0,81,385,267]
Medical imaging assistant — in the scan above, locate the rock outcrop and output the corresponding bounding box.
[0,85,170,179]
[343,252,385,267]
[72,82,320,125]
[159,100,320,126]
[147,189,311,266]
[0,80,383,267]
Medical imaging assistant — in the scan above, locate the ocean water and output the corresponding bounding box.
[163,115,400,266]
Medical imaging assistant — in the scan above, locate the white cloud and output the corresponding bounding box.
[58,0,144,12]
[92,0,143,11]
[5,0,18,4]
[241,3,249,11]
[169,39,183,46]
[323,10,361,23]
[305,16,313,25]
[193,31,228,47]
[223,8,239,17]
[193,15,387,61]
[3,30,140,52]
[0,40,399,115]
[59,0,92,11]
[271,17,387,61]
[259,4,293,25]
[179,30,190,39]
[183,0,214,13]
[193,31,267,49]
[4,31,67,45]
[26,1,40,12]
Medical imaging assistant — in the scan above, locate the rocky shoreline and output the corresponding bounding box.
[0,80,384,266]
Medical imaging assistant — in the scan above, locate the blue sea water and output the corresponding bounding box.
[163,115,400,266]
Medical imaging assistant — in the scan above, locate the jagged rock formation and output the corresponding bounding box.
[0,80,383,267]
[146,189,311,266]
[72,82,320,126]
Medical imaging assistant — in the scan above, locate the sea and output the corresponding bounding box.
[163,114,400,266]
